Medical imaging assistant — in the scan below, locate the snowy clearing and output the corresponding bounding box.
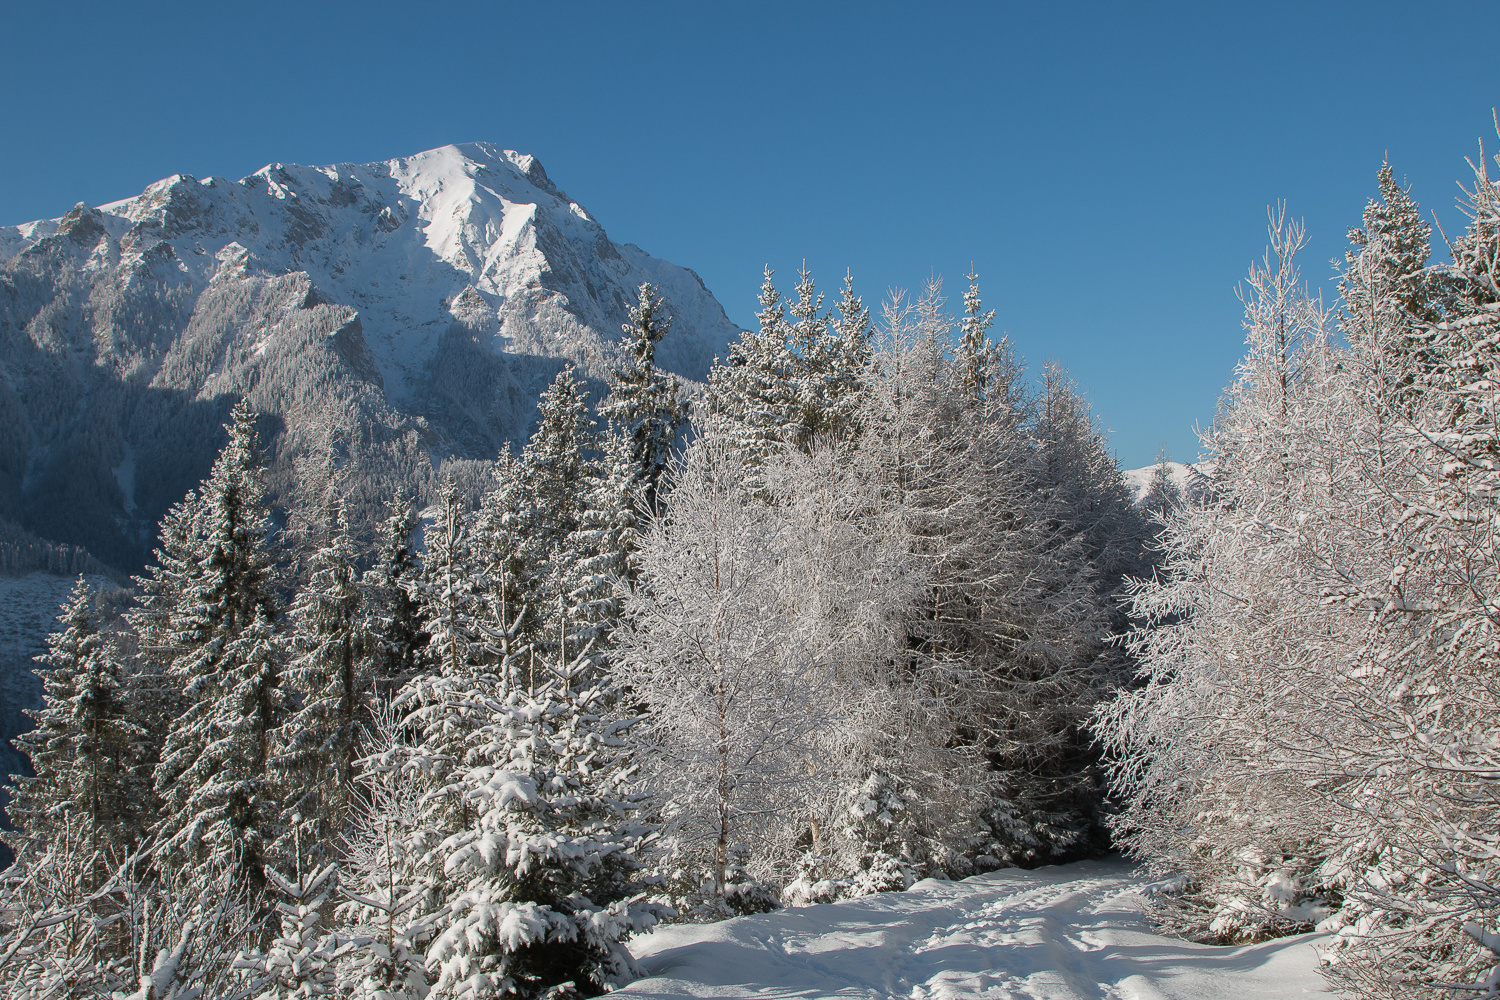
[619,858,1332,1000]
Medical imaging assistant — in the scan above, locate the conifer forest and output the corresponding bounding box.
[8,138,1500,1000]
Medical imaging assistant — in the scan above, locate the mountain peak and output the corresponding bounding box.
[0,142,742,568]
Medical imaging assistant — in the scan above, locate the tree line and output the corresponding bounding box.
[0,269,1150,998]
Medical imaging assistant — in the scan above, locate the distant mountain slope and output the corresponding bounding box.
[1122,460,1215,507]
[0,143,742,571]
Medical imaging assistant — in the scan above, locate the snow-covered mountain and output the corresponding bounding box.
[0,143,742,569]
[1122,460,1215,507]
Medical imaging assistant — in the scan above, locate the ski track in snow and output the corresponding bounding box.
[620,858,1331,1000]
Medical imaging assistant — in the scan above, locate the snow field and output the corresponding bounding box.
[620,858,1332,1000]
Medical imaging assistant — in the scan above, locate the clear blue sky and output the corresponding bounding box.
[3,1,1498,469]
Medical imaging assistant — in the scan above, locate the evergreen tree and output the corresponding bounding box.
[521,365,607,657]
[364,496,430,701]
[704,267,799,473]
[8,577,149,861]
[151,400,288,896]
[523,365,597,550]
[127,488,209,770]
[811,270,875,443]
[707,265,873,474]
[274,501,366,855]
[413,482,488,680]
[473,452,540,667]
[1339,160,1442,423]
[598,282,686,516]
[1138,449,1181,524]
[422,645,663,998]
[1344,160,1441,328]
[957,269,997,400]
[861,281,1118,866]
[547,430,639,652]
[233,861,344,999]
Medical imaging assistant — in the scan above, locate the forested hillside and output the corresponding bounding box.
[0,143,738,574]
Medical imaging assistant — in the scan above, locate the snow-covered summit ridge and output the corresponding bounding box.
[1,142,739,398]
[1122,460,1215,506]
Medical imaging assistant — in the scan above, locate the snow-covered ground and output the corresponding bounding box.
[620,858,1331,1000]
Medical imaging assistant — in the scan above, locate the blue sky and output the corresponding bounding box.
[3,1,1499,468]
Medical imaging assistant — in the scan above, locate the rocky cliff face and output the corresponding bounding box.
[0,143,741,570]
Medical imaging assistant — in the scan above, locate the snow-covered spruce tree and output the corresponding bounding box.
[546,430,639,653]
[783,266,840,449]
[706,266,872,470]
[127,487,209,780]
[702,267,799,475]
[1137,449,1182,524]
[1033,363,1149,591]
[519,364,640,660]
[232,858,345,1000]
[957,269,997,399]
[273,500,366,858]
[1341,159,1444,413]
[614,435,834,909]
[598,282,687,516]
[231,851,348,1000]
[515,365,606,655]
[364,496,430,701]
[8,577,149,862]
[472,453,539,690]
[151,400,289,898]
[418,641,663,998]
[523,365,597,553]
[412,481,489,681]
[389,513,530,982]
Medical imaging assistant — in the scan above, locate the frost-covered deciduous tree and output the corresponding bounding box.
[759,441,979,890]
[338,706,435,1000]
[1095,205,1345,943]
[614,436,832,901]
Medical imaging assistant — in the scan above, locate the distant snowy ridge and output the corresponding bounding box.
[0,143,743,571]
[1122,460,1215,506]
[2,143,736,394]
